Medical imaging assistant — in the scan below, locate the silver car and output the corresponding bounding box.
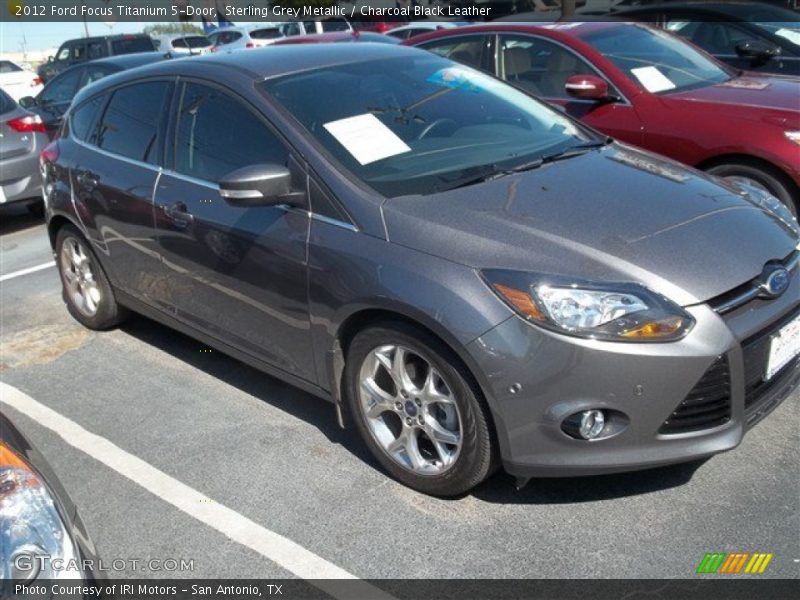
[0,89,48,215]
[152,33,213,57]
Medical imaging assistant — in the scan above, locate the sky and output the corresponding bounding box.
[1,21,157,53]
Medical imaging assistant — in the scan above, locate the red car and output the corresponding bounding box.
[272,31,401,45]
[408,22,800,215]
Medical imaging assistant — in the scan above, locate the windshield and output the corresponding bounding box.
[581,25,731,94]
[756,23,800,49]
[261,54,593,197]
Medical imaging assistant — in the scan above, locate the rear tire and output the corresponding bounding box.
[706,161,798,218]
[345,322,496,497]
[55,224,128,330]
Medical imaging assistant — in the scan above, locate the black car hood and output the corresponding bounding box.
[383,144,798,306]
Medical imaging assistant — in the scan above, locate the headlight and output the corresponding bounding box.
[785,131,800,146]
[0,441,80,582]
[483,270,695,342]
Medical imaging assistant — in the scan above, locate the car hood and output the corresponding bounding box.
[383,144,799,306]
[666,74,800,116]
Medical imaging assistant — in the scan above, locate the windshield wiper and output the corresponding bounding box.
[435,139,612,192]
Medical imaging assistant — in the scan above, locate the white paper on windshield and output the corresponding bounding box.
[324,113,411,165]
[775,28,800,46]
[630,66,676,93]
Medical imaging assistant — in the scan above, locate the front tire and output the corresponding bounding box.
[55,225,128,330]
[345,322,495,496]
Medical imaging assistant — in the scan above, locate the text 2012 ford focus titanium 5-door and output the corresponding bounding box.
[42,45,799,496]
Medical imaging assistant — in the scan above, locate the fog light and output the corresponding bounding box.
[562,409,609,440]
[579,410,605,439]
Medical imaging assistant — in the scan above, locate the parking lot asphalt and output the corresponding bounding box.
[1,203,798,581]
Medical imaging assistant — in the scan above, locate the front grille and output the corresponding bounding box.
[659,357,731,435]
[709,249,799,315]
[742,307,800,416]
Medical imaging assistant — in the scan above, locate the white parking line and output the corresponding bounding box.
[0,261,56,282]
[0,382,395,599]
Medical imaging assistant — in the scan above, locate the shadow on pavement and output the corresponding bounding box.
[473,459,707,504]
[0,202,45,236]
[120,314,706,504]
[119,314,382,470]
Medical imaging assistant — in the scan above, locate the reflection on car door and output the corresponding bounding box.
[153,81,315,380]
[495,34,645,147]
[72,81,171,298]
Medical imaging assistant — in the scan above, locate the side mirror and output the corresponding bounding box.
[564,74,611,101]
[219,164,303,207]
[735,40,779,63]
[18,96,37,109]
[47,56,54,63]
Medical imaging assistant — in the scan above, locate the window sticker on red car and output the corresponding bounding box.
[716,79,769,91]
[323,113,411,165]
[427,67,484,93]
[630,66,676,93]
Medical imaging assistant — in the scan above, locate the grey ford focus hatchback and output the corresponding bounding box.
[43,44,799,496]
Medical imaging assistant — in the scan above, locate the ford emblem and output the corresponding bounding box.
[760,266,790,298]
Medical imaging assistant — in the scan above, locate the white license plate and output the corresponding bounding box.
[766,314,800,380]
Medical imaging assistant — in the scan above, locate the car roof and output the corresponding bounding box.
[409,21,626,45]
[73,43,429,103]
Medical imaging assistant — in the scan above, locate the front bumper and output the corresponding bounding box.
[468,275,800,478]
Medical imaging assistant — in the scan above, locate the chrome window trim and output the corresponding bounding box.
[72,137,161,173]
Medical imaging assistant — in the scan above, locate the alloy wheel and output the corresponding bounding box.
[60,238,102,317]
[357,344,462,475]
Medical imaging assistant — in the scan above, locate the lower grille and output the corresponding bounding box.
[659,357,731,435]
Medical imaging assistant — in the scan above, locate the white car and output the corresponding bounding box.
[385,22,466,41]
[152,33,213,57]
[278,18,353,37]
[208,24,285,51]
[0,60,44,102]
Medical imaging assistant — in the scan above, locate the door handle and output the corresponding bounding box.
[162,201,194,229]
[76,171,98,188]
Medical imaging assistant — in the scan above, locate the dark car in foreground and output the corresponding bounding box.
[0,412,101,585]
[612,2,800,76]
[20,53,169,138]
[409,22,800,215]
[42,44,800,496]
[37,34,157,82]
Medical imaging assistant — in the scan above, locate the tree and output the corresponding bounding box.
[143,23,203,36]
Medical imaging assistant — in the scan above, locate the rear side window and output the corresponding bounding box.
[172,36,211,48]
[71,95,106,144]
[0,61,22,73]
[0,89,16,114]
[172,82,288,182]
[97,82,169,163]
[87,41,105,59]
[110,37,155,54]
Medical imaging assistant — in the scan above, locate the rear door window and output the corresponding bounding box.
[0,89,16,115]
[97,81,170,163]
[250,28,282,40]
